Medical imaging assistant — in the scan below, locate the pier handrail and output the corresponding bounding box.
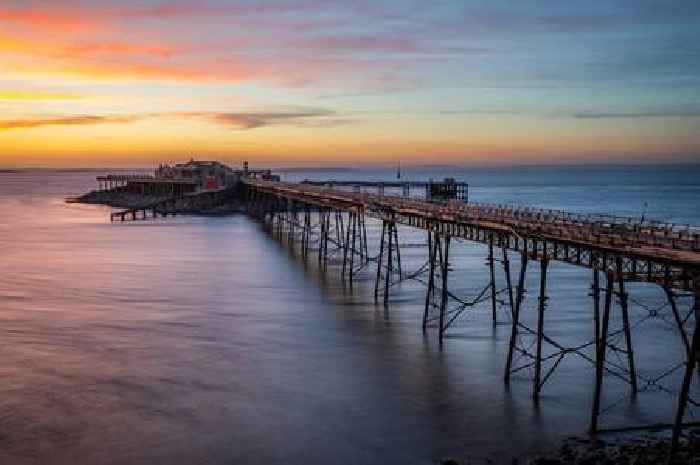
[244,178,700,282]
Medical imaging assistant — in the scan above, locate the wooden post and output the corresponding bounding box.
[318,210,325,265]
[362,212,369,263]
[374,220,386,301]
[616,257,638,395]
[488,235,497,325]
[590,270,614,432]
[534,257,549,400]
[438,235,451,343]
[423,229,435,333]
[505,248,528,382]
[669,278,699,460]
[394,223,402,280]
[664,287,691,358]
[593,269,601,355]
[323,209,330,268]
[384,220,394,306]
[349,212,357,286]
[502,247,515,318]
[342,212,351,280]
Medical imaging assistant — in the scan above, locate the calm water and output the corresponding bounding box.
[0,165,698,465]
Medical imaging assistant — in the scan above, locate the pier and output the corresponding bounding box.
[95,167,700,461]
[96,174,153,191]
[301,179,468,201]
[241,177,700,461]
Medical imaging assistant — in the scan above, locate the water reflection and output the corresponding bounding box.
[0,169,697,465]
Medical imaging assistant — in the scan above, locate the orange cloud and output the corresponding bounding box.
[0,7,102,33]
[0,115,142,131]
[204,109,336,129]
[0,90,82,101]
[0,108,344,132]
[0,31,176,61]
[62,42,175,60]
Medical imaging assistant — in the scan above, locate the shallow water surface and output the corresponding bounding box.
[0,167,698,464]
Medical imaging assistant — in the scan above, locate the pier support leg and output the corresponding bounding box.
[502,248,515,318]
[488,236,497,325]
[669,280,699,462]
[339,212,345,249]
[592,269,601,355]
[356,212,364,262]
[505,251,528,382]
[323,210,330,268]
[362,212,368,264]
[335,211,342,246]
[384,221,394,306]
[342,212,351,280]
[374,220,386,302]
[318,210,326,266]
[438,235,451,344]
[616,258,638,396]
[423,229,436,333]
[590,270,614,433]
[289,203,295,244]
[664,287,691,358]
[393,223,402,280]
[349,212,357,286]
[301,209,309,258]
[534,258,549,400]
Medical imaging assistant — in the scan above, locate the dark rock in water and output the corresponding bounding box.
[524,430,699,465]
[438,432,698,465]
[530,458,561,465]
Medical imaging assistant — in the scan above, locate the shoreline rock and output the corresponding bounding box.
[439,431,699,465]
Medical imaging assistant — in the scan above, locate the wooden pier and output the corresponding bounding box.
[109,187,238,222]
[242,177,699,462]
[96,174,153,191]
[97,171,699,462]
[301,179,468,201]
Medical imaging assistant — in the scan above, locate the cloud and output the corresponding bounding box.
[440,109,518,115]
[0,91,82,101]
[0,108,344,131]
[0,6,100,32]
[0,2,447,87]
[573,110,700,119]
[0,115,142,131]
[62,42,175,60]
[202,109,337,129]
[304,36,419,54]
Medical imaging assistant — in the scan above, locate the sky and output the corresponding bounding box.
[1,0,699,168]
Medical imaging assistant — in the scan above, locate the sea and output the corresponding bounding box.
[0,164,698,465]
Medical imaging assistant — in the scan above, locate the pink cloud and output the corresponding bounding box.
[0,1,427,89]
[62,42,175,60]
[305,36,419,54]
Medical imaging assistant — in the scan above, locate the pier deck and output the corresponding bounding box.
[247,178,699,289]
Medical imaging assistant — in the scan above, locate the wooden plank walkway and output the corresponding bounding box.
[245,178,700,290]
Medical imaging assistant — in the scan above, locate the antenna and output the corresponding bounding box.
[397,161,401,180]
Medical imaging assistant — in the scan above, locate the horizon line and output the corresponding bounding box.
[3,160,700,172]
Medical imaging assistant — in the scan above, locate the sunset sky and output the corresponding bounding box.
[1,0,699,167]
